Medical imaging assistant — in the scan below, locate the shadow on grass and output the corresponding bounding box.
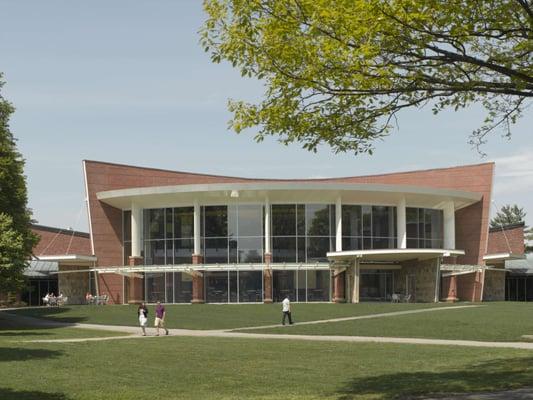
[0,387,70,400]
[2,307,87,326]
[335,357,533,400]
[0,347,63,362]
[0,331,51,337]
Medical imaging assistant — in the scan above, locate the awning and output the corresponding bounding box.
[483,252,526,262]
[34,254,97,266]
[327,248,464,263]
[24,260,59,278]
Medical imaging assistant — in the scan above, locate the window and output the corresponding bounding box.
[342,205,396,250]
[406,207,444,248]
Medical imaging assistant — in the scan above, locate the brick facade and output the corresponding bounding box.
[487,223,525,255]
[31,225,92,256]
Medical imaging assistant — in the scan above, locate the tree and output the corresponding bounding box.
[490,204,533,252]
[0,74,38,293]
[201,0,533,154]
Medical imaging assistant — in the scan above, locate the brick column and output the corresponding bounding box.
[263,253,273,303]
[443,275,458,302]
[191,254,205,304]
[127,256,144,304]
[333,270,346,303]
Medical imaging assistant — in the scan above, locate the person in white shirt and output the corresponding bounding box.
[281,295,293,325]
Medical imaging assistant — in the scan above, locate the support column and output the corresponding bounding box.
[131,202,142,257]
[191,254,204,304]
[397,196,407,249]
[352,258,360,303]
[443,201,455,249]
[444,275,458,302]
[335,196,342,252]
[127,256,144,304]
[193,201,201,256]
[333,269,345,303]
[263,253,273,303]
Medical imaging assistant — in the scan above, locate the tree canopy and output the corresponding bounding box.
[0,75,38,292]
[490,204,527,228]
[201,0,533,154]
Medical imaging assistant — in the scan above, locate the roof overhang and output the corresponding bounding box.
[96,182,481,210]
[327,248,465,263]
[34,255,97,266]
[483,253,526,262]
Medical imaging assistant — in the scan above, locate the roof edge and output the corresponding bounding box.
[31,224,90,238]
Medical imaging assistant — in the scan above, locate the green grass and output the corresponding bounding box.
[8,302,447,330]
[247,302,533,342]
[1,330,533,400]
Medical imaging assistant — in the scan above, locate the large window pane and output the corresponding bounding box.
[229,271,238,302]
[238,237,263,263]
[238,204,263,237]
[123,210,131,242]
[165,239,173,265]
[307,270,330,301]
[204,238,228,263]
[342,205,361,237]
[272,205,296,236]
[297,204,305,236]
[342,237,362,251]
[238,271,262,302]
[297,270,306,301]
[174,239,193,264]
[175,272,192,303]
[165,272,174,303]
[307,237,331,262]
[146,273,165,303]
[144,209,165,240]
[174,207,193,239]
[273,270,296,302]
[205,271,228,303]
[272,237,296,262]
[145,240,165,265]
[165,208,173,239]
[372,206,391,238]
[306,204,330,236]
[362,206,372,236]
[123,241,131,265]
[204,206,227,237]
[406,208,418,239]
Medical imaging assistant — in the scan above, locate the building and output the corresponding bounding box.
[72,160,522,305]
[21,224,95,306]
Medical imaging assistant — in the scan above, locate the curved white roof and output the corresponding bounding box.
[96,182,481,210]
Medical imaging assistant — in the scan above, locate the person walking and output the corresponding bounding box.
[281,294,293,325]
[154,301,169,336]
[138,302,148,336]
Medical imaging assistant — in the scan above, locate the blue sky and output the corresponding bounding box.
[1,0,532,231]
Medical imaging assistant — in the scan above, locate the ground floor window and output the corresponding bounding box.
[506,275,533,301]
[21,278,58,306]
[144,272,192,303]
[273,270,330,302]
[204,270,262,303]
[360,270,393,301]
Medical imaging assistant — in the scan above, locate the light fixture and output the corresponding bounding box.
[230,190,239,198]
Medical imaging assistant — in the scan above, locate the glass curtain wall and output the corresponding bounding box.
[123,210,132,265]
[406,208,444,248]
[204,270,262,303]
[271,204,335,263]
[342,205,396,250]
[202,204,264,264]
[360,270,393,301]
[272,269,330,302]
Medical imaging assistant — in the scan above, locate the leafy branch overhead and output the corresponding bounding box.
[201,0,533,154]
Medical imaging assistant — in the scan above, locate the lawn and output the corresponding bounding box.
[247,302,533,342]
[7,302,447,330]
[2,328,533,400]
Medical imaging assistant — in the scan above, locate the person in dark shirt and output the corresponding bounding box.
[154,301,169,336]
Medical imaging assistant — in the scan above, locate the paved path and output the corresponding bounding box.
[235,304,482,331]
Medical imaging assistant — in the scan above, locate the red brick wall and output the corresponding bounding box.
[31,225,92,256]
[487,225,525,255]
[456,271,483,302]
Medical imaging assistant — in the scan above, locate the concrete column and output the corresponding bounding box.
[193,201,201,256]
[333,269,345,303]
[191,254,204,304]
[127,256,144,304]
[397,196,407,249]
[264,198,271,255]
[335,196,342,251]
[131,202,142,257]
[443,201,455,249]
[352,258,360,303]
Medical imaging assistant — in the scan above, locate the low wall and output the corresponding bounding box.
[58,266,90,304]
[394,258,439,302]
[483,269,506,301]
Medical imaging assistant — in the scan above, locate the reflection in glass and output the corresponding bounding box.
[174,207,194,238]
[238,237,263,263]
[297,270,306,301]
[307,270,330,301]
[144,240,165,265]
[146,273,165,303]
[272,205,296,236]
[204,206,228,237]
[174,239,193,264]
[205,271,228,303]
[144,209,165,240]
[165,272,174,303]
[238,271,263,302]
[174,272,192,303]
[273,270,296,302]
[273,237,296,262]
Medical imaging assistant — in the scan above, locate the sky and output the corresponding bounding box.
[1,0,532,232]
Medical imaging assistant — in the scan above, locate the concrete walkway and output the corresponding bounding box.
[235,304,482,331]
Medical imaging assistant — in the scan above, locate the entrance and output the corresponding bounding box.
[360,270,393,301]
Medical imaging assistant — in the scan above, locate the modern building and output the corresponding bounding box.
[67,160,522,305]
